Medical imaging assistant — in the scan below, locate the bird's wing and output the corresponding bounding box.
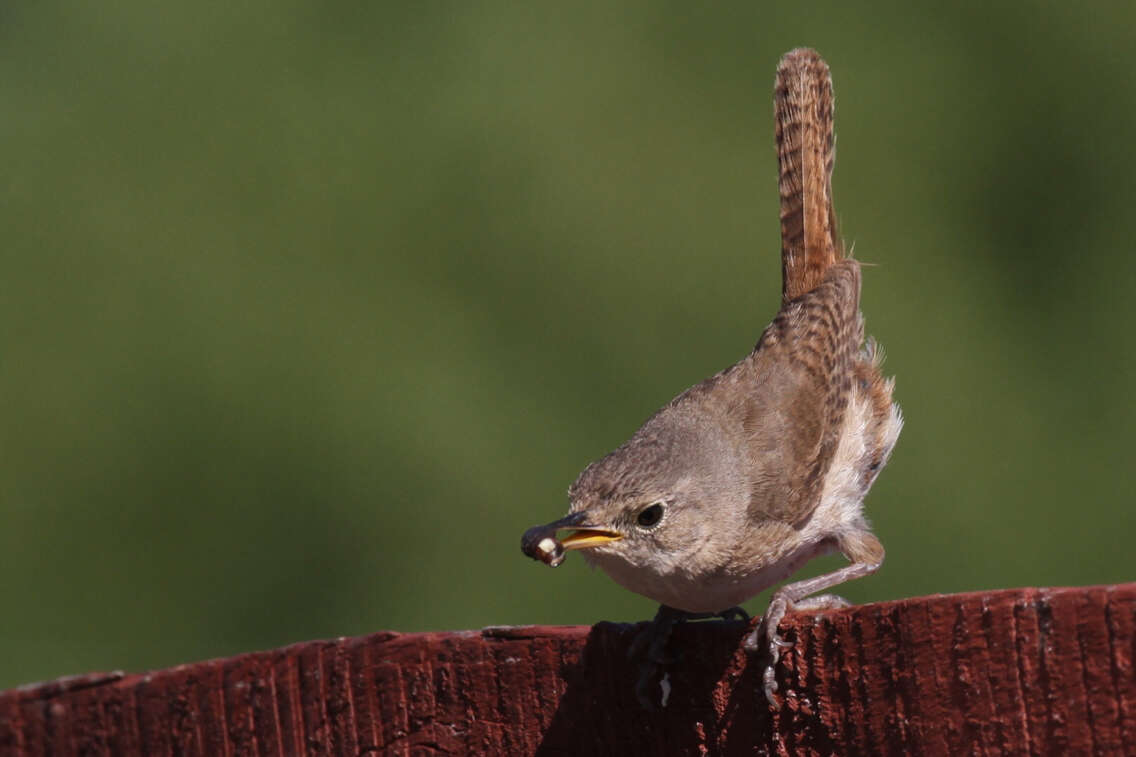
[742,260,861,525]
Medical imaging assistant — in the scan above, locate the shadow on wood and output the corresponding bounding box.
[1,584,1134,755]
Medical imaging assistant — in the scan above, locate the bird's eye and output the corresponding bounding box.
[636,502,664,528]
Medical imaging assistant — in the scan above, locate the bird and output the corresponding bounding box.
[522,47,902,706]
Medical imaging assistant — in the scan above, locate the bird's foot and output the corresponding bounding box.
[629,605,685,709]
[707,605,750,623]
[745,593,850,706]
[629,605,749,709]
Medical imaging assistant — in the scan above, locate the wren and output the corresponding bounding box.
[522,48,902,706]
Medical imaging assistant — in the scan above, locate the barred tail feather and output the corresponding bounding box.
[775,48,843,303]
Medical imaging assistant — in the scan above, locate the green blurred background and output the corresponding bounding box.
[2,1,1134,689]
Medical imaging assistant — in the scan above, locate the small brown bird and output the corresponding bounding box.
[522,48,902,706]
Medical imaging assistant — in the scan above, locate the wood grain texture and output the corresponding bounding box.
[2,584,1135,756]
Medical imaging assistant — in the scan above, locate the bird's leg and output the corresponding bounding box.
[629,605,685,709]
[628,605,683,664]
[746,531,884,706]
[629,604,749,708]
[705,606,750,623]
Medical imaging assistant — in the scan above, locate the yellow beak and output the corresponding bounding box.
[559,529,623,550]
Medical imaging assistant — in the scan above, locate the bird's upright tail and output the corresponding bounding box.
[774,48,843,303]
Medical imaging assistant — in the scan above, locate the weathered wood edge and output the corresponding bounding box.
[2,583,1134,755]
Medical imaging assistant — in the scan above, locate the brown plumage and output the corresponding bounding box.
[521,48,902,708]
[776,48,842,303]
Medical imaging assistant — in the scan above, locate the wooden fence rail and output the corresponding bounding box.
[2,583,1134,755]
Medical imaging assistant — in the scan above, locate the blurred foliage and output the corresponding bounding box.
[2,1,1135,688]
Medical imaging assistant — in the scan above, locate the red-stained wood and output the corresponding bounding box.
[1,584,1134,755]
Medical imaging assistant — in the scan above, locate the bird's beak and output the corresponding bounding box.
[559,528,624,549]
[521,511,623,567]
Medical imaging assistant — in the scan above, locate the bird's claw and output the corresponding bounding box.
[763,667,780,706]
[745,597,795,707]
[630,605,749,709]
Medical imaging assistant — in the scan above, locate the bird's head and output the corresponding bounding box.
[521,405,749,579]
